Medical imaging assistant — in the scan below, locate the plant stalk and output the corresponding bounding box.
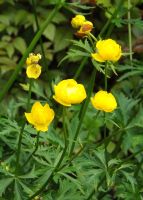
[29,106,68,199]
[69,68,96,156]
[15,79,33,173]
[22,131,40,168]
[0,2,62,102]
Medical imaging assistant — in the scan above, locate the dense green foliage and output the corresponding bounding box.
[1,0,143,199]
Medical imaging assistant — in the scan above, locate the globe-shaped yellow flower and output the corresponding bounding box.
[91,39,122,62]
[53,79,87,106]
[91,91,117,112]
[26,64,41,79]
[71,15,86,29]
[25,102,55,132]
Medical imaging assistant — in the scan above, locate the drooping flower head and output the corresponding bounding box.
[26,53,42,79]
[53,79,87,106]
[91,90,117,112]
[76,21,93,37]
[91,39,122,62]
[71,15,86,29]
[25,102,55,132]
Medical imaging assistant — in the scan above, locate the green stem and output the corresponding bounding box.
[22,131,40,168]
[29,106,68,199]
[98,0,124,38]
[32,0,48,72]
[73,57,88,80]
[69,68,96,157]
[26,79,33,111]
[104,62,108,91]
[104,62,108,139]
[15,79,33,173]
[88,33,97,42]
[128,0,133,63]
[104,62,108,168]
[58,111,100,171]
[0,2,62,102]
[54,107,68,170]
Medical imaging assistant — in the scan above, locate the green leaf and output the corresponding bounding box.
[0,178,13,196]
[54,27,73,52]
[14,180,23,200]
[13,37,27,54]
[43,23,56,41]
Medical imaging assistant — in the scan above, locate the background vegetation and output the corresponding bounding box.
[1,0,143,199]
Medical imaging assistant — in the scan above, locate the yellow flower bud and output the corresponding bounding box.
[26,64,41,79]
[77,21,93,36]
[26,53,41,66]
[53,79,87,106]
[25,102,55,132]
[91,39,122,62]
[71,15,86,29]
[91,91,117,112]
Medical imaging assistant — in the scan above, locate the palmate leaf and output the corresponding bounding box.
[18,180,33,197]
[0,178,14,196]
[56,179,83,200]
[14,180,23,200]
[71,39,92,53]
[19,166,37,179]
[58,38,92,66]
[114,93,139,127]
[57,172,84,194]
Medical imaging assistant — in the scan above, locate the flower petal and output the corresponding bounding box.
[25,113,34,124]
[91,53,105,62]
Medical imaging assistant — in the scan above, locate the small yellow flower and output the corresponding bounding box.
[77,21,93,35]
[53,79,87,106]
[91,39,122,62]
[26,53,41,66]
[91,90,117,112]
[71,15,86,29]
[26,64,41,79]
[25,102,55,132]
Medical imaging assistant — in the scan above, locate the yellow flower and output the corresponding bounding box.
[76,21,93,37]
[26,53,41,66]
[71,15,86,29]
[91,39,122,62]
[91,90,117,112]
[53,79,87,106]
[26,64,41,79]
[25,102,55,132]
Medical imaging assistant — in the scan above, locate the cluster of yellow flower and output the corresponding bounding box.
[25,54,117,131]
[71,14,93,37]
[71,15,122,62]
[26,53,42,79]
[24,15,122,133]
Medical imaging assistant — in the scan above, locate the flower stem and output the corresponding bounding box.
[0,1,62,102]
[15,79,33,174]
[73,57,88,80]
[88,33,97,42]
[54,107,68,170]
[32,0,48,72]
[28,106,68,199]
[22,131,40,168]
[58,111,100,171]
[98,0,124,38]
[128,0,133,64]
[69,68,96,157]
[104,62,108,138]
